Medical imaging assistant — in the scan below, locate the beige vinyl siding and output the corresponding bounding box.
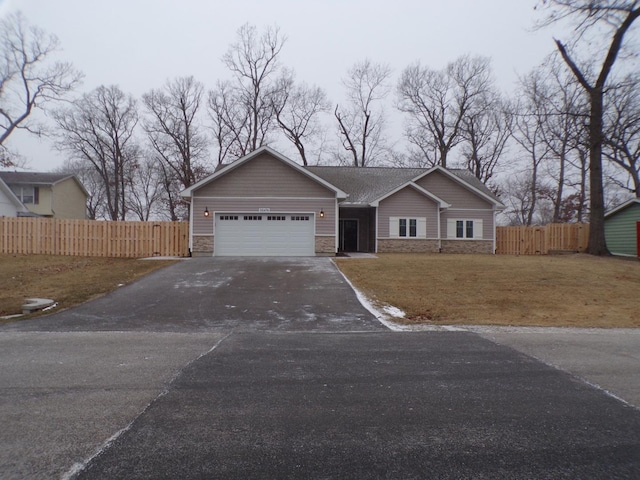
[51,179,88,219]
[197,153,335,198]
[416,171,491,209]
[377,187,439,238]
[192,197,336,236]
[442,210,494,239]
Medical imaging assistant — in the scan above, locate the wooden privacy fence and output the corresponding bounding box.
[0,217,189,258]
[496,223,589,255]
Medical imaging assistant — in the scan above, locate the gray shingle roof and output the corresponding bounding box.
[0,172,73,185]
[306,166,500,206]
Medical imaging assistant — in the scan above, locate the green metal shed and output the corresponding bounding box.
[604,199,640,257]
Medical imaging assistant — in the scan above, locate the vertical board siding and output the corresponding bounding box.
[378,187,439,238]
[0,218,189,257]
[496,224,589,255]
[415,171,492,209]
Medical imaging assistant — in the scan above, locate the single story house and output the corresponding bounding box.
[180,147,505,257]
[605,198,640,257]
[0,172,89,219]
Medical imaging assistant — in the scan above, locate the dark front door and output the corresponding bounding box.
[339,219,358,252]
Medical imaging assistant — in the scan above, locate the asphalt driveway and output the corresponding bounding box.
[1,258,384,333]
[1,257,640,479]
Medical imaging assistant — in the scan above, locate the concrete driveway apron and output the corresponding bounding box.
[1,258,640,479]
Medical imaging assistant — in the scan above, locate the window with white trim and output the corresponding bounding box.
[11,186,38,204]
[447,219,483,239]
[389,217,426,238]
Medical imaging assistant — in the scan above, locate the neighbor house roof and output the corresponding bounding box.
[0,171,89,197]
[605,198,640,218]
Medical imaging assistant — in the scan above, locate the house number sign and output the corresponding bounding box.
[258,208,271,212]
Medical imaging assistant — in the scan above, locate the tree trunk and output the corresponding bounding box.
[588,88,609,255]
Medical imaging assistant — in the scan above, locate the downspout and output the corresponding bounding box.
[334,199,339,254]
[493,209,497,254]
[188,198,194,255]
[438,206,442,253]
[374,206,379,253]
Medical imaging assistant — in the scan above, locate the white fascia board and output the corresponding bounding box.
[180,146,347,199]
[605,198,640,218]
[0,178,27,212]
[370,182,451,209]
[412,166,505,209]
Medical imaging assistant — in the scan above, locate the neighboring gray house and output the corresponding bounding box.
[605,198,640,257]
[181,147,505,257]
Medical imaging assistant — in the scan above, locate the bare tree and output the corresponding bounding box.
[0,12,82,165]
[460,92,512,185]
[335,59,392,167]
[126,155,165,221]
[208,24,286,163]
[142,76,208,219]
[537,0,640,254]
[53,85,139,221]
[512,70,554,225]
[603,75,640,196]
[272,77,330,166]
[397,55,493,168]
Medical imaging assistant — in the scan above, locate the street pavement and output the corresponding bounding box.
[1,257,639,479]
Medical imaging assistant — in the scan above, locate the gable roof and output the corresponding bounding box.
[306,166,424,205]
[411,166,505,209]
[605,198,640,218]
[181,146,348,199]
[370,182,451,208]
[0,171,89,197]
[306,165,503,208]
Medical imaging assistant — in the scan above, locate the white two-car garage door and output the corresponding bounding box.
[214,213,315,256]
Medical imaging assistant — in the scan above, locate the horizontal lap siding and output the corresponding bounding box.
[196,154,335,198]
[193,198,336,236]
[416,171,491,209]
[605,204,640,256]
[442,210,494,239]
[378,188,439,238]
[192,153,337,241]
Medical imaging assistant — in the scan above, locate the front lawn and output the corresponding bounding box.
[335,253,640,328]
[0,254,176,318]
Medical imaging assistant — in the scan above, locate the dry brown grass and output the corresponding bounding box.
[0,254,176,318]
[335,253,640,328]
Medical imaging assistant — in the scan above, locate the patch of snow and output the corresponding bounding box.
[382,305,405,318]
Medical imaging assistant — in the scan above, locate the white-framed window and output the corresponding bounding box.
[389,217,426,238]
[447,219,483,239]
[11,186,38,204]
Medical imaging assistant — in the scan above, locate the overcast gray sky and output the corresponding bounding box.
[1,0,562,171]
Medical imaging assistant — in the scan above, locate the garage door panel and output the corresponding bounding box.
[215,213,314,256]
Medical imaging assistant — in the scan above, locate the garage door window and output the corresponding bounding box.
[244,215,262,221]
[267,216,286,221]
[291,215,310,221]
[220,215,238,221]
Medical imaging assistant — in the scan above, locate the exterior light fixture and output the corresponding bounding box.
[204,207,210,217]
[319,209,325,218]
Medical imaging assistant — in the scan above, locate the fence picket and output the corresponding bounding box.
[0,218,189,258]
[496,223,589,255]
